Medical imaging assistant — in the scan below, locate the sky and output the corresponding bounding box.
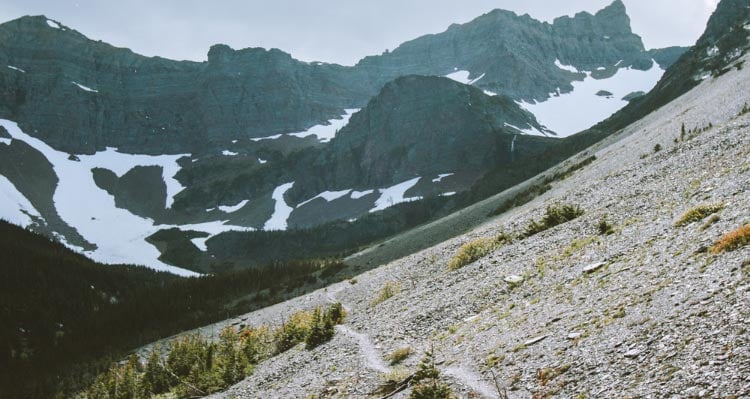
[0,0,720,66]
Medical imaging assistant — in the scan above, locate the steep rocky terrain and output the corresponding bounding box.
[126,1,750,395]
[190,51,750,399]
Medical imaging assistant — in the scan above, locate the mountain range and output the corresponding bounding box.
[0,0,689,275]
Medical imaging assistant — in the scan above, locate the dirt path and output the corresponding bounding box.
[443,365,498,399]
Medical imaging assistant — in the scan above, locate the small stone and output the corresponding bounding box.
[567,332,582,340]
[504,275,524,284]
[583,262,606,273]
[524,334,549,346]
[624,349,641,358]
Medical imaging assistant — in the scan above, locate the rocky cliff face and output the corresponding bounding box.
[356,0,657,101]
[0,16,374,154]
[308,76,550,190]
[0,1,686,155]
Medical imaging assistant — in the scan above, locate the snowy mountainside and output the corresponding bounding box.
[0,1,689,274]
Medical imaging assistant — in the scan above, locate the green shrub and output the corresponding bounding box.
[523,204,584,237]
[597,217,615,235]
[653,143,662,153]
[675,203,724,227]
[85,303,346,398]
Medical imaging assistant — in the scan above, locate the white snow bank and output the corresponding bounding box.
[521,61,664,137]
[297,189,352,208]
[258,158,267,164]
[46,20,60,29]
[7,65,25,73]
[263,182,295,231]
[351,189,374,199]
[0,175,42,228]
[555,59,580,73]
[504,122,549,137]
[251,109,359,143]
[0,119,204,276]
[71,146,187,209]
[0,137,10,145]
[218,200,249,213]
[432,173,453,183]
[221,150,238,156]
[72,81,98,93]
[445,70,485,85]
[370,177,422,213]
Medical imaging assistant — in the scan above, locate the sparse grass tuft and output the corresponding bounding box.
[523,204,584,238]
[675,203,724,227]
[597,217,615,235]
[447,232,510,270]
[386,347,412,365]
[711,225,750,254]
[370,281,401,307]
[653,143,662,153]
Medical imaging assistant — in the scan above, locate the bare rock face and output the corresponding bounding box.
[0,1,686,156]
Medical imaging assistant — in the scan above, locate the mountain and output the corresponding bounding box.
[0,1,690,274]
[357,0,658,101]
[116,1,750,397]
[598,0,750,133]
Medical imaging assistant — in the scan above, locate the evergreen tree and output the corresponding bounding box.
[141,347,170,395]
[410,347,454,399]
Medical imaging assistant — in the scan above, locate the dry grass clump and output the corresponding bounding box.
[386,346,412,365]
[675,203,724,227]
[523,204,584,238]
[711,225,750,253]
[447,232,511,271]
[370,281,401,307]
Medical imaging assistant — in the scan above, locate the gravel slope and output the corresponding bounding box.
[184,55,750,398]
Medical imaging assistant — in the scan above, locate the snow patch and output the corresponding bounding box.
[287,109,359,143]
[0,119,200,276]
[221,150,238,156]
[191,237,209,252]
[7,65,25,73]
[370,177,422,213]
[0,137,10,145]
[441,192,457,197]
[46,19,60,29]
[72,81,98,93]
[250,134,282,142]
[297,189,352,208]
[251,109,358,143]
[445,70,485,85]
[707,45,719,58]
[263,182,295,231]
[504,122,549,137]
[0,175,42,228]
[521,61,664,136]
[432,173,453,183]
[351,190,374,199]
[258,158,267,164]
[555,59,580,73]
[218,200,249,213]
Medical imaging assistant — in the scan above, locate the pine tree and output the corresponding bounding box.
[305,307,327,349]
[141,347,171,395]
[410,346,454,399]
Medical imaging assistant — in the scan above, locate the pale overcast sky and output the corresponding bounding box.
[0,0,719,65]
